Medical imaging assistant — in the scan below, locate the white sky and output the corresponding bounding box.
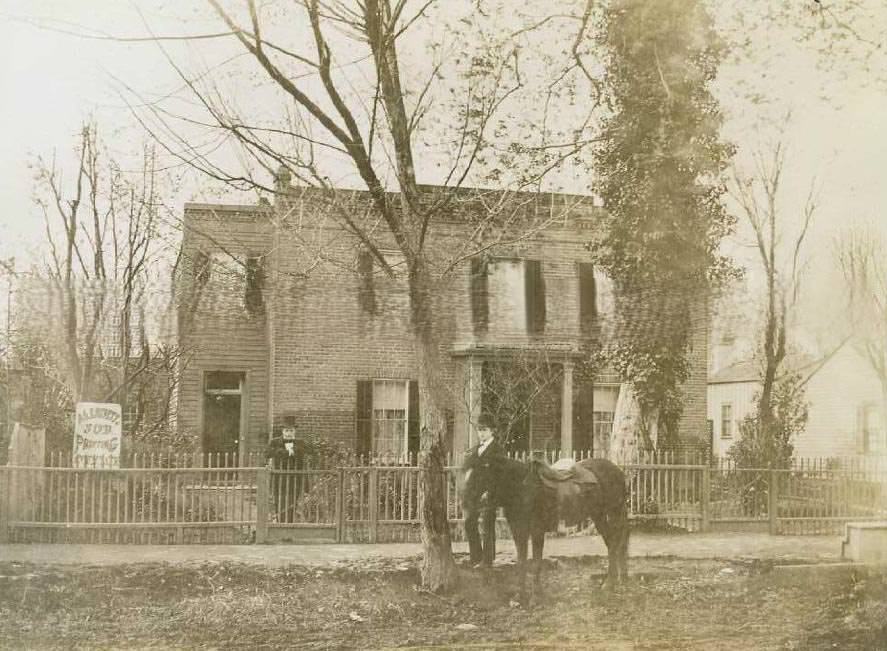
[1,1,886,353]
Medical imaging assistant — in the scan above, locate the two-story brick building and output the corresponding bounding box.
[175,176,709,460]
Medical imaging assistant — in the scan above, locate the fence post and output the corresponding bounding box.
[336,467,345,543]
[0,469,9,543]
[255,464,270,544]
[369,466,379,544]
[769,468,779,535]
[701,464,711,533]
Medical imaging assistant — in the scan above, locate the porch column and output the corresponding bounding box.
[560,360,574,457]
[467,356,483,447]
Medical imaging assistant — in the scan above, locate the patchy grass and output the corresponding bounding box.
[0,556,884,650]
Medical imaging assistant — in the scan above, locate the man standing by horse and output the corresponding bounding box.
[462,413,505,568]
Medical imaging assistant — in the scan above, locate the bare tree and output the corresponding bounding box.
[21,123,183,446]
[115,0,602,591]
[730,140,816,443]
[836,223,887,446]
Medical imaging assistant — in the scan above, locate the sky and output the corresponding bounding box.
[1,1,886,355]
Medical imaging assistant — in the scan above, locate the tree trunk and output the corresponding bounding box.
[880,378,887,455]
[609,383,657,466]
[409,264,457,593]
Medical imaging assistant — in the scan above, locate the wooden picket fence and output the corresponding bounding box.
[1,451,885,544]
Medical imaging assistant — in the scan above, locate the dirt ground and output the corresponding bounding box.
[1,553,885,650]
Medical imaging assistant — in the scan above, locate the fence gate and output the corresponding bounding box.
[265,466,339,543]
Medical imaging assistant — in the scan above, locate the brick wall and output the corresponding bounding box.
[177,204,274,454]
[178,186,710,456]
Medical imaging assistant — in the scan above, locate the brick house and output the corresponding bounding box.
[176,179,709,460]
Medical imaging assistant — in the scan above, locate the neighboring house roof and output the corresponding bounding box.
[709,350,825,386]
[709,359,758,384]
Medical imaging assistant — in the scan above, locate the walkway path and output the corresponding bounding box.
[0,532,843,567]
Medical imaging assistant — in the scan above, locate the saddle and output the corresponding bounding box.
[529,458,599,529]
[533,457,599,491]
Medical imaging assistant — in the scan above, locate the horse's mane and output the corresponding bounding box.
[496,455,533,476]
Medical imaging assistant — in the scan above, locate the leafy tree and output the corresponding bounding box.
[592,0,735,454]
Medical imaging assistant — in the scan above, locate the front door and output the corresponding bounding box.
[203,371,244,463]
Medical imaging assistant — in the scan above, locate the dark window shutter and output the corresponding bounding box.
[578,263,596,330]
[245,255,265,315]
[525,260,546,334]
[356,380,374,457]
[445,408,455,458]
[573,379,593,454]
[470,258,489,334]
[408,380,420,460]
[358,250,377,315]
[194,251,211,287]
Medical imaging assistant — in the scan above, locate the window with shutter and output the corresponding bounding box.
[470,258,489,334]
[356,380,373,457]
[356,379,412,459]
[578,263,596,329]
[524,259,546,334]
[357,250,377,315]
[245,255,265,315]
[594,267,614,315]
[477,258,545,335]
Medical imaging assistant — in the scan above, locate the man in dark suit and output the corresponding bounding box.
[462,413,504,568]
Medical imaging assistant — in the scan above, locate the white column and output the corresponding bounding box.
[561,360,574,457]
[468,357,483,447]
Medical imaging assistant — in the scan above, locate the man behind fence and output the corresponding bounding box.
[462,413,504,568]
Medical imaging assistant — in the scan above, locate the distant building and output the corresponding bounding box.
[708,342,886,459]
[176,180,710,460]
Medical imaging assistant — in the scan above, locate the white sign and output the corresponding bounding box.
[73,402,122,468]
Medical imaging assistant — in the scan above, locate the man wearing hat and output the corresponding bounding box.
[462,413,505,568]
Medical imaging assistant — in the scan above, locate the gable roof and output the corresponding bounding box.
[709,350,824,386]
[709,359,758,384]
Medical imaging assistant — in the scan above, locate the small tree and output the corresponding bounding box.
[729,137,816,465]
[729,371,807,470]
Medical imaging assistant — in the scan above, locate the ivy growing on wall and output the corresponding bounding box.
[592,0,737,444]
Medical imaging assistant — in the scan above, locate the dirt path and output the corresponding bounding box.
[0,532,843,567]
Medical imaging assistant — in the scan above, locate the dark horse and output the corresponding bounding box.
[463,454,629,600]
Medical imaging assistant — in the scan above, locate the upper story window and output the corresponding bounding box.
[199,252,264,315]
[357,249,408,316]
[579,263,615,329]
[471,258,545,335]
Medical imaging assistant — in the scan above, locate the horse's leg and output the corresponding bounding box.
[509,515,530,605]
[592,514,617,589]
[531,527,545,590]
[481,506,496,567]
[617,505,630,583]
